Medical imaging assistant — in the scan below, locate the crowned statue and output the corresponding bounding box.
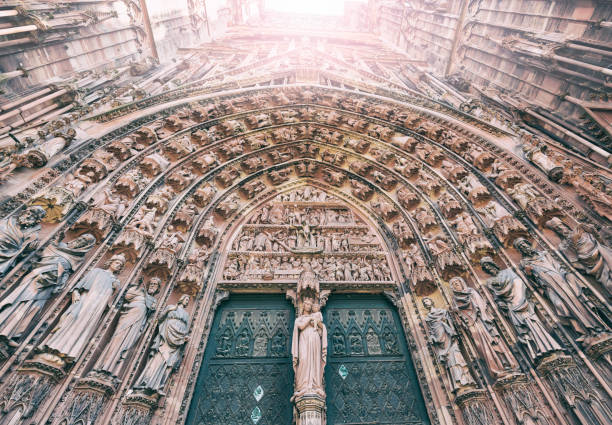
[290,265,328,424]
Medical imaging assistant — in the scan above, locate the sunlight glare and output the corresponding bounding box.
[265,0,365,16]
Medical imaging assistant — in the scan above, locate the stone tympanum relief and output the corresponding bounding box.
[223,189,392,286]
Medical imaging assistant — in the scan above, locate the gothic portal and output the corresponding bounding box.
[0,3,611,425]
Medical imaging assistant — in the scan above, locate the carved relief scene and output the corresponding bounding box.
[223,188,392,285]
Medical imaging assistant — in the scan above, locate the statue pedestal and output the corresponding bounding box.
[584,332,612,360]
[294,394,326,425]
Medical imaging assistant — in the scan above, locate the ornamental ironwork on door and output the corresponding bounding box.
[185,295,295,425]
[324,295,430,425]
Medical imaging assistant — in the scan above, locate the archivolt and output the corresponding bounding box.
[1,85,610,425]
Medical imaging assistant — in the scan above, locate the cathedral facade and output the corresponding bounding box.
[0,2,611,425]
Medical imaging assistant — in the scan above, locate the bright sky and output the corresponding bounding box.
[265,0,366,16]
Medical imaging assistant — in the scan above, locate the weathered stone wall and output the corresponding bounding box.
[368,0,612,163]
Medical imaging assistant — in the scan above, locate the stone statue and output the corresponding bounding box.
[546,218,612,297]
[480,257,562,361]
[39,254,126,364]
[127,206,158,238]
[135,294,190,394]
[522,141,563,182]
[450,277,518,378]
[422,297,475,393]
[93,278,159,378]
[291,295,327,400]
[0,234,96,347]
[0,206,47,276]
[297,263,320,295]
[513,238,605,340]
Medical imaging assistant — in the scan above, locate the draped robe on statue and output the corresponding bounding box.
[94,286,157,376]
[0,216,41,275]
[520,250,604,334]
[0,237,95,342]
[452,286,517,377]
[41,268,119,361]
[425,307,475,391]
[487,268,561,360]
[291,311,327,398]
[560,231,612,296]
[136,303,189,393]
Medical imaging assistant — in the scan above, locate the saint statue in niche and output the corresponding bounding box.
[135,294,190,394]
[0,233,96,347]
[38,253,126,364]
[92,278,159,378]
[291,267,327,401]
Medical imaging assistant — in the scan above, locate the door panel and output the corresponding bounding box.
[186,295,295,425]
[324,295,430,425]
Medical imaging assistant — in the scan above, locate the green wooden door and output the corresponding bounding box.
[186,295,295,425]
[324,295,430,425]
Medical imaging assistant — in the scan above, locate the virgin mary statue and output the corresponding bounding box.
[291,295,327,400]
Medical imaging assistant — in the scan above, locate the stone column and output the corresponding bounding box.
[294,394,326,425]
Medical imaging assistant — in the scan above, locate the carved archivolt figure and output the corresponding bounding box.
[291,295,327,400]
[93,278,159,377]
[0,206,46,276]
[135,294,190,394]
[481,257,562,361]
[546,218,612,297]
[39,254,126,364]
[522,142,563,182]
[422,297,475,393]
[0,234,95,347]
[126,206,157,237]
[450,277,518,378]
[514,238,606,340]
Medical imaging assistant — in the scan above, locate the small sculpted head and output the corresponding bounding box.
[545,217,571,239]
[449,276,467,292]
[179,294,190,307]
[147,277,161,295]
[480,256,500,276]
[69,233,96,249]
[302,297,314,314]
[421,297,434,311]
[107,254,126,274]
[513,238,536,256]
